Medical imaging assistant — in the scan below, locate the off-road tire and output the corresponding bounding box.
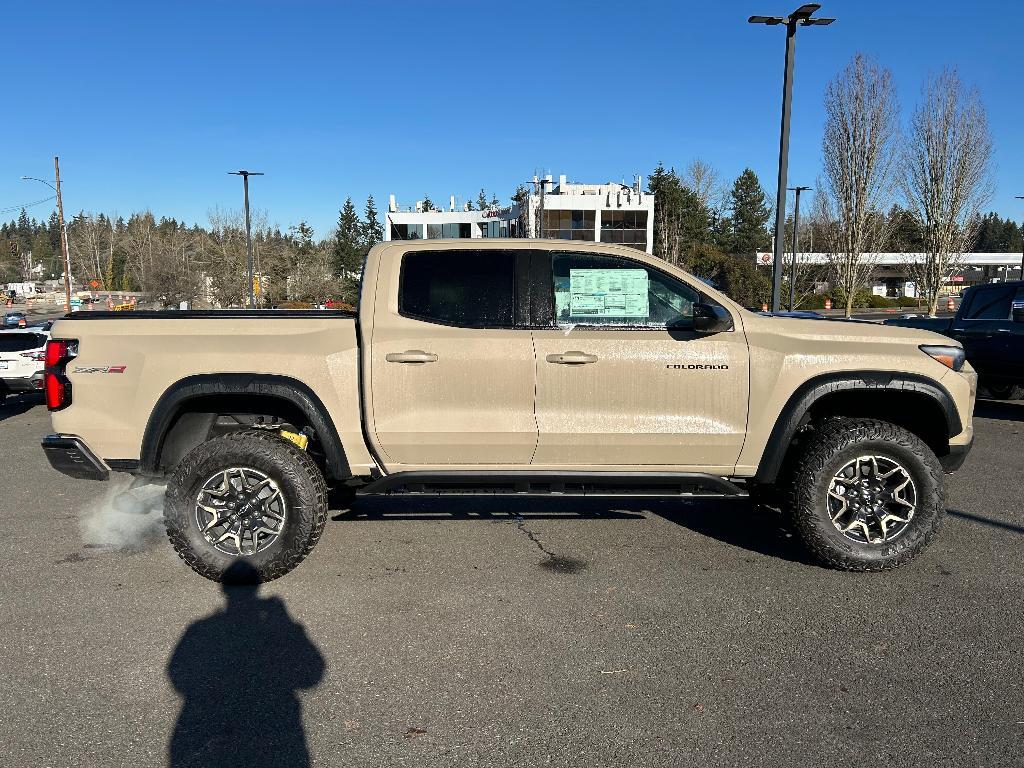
[788,417,944,571]
[984,381,1024,400]
[165,430,328,582]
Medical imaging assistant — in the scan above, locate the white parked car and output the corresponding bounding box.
[0,328,49,403]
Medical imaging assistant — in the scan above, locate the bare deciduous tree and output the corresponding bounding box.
[289,246,342,303]
[683,158,724,216]
[819,54,900,316]
[902,69,993,316]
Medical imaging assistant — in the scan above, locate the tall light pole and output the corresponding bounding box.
[229,170,264,307]
[787,185,810,310]
[1016,196,1024,277]
[749,4,834,313]
[22,157,73,313]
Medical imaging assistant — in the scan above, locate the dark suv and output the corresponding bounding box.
[885,280,1024,399]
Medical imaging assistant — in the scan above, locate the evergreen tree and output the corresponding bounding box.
[362,195,383,249]
[476,189,488,210]
[511,185,531,237]
[647,163,713,266]
[885,205,925,252]
[289,221,316,255]
[421,195,434,212]
[490,193,500,209]
[725,169,771,255]
[333,198,363,275]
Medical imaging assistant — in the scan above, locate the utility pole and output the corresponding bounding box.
[54,156,72,313]
[788,185,810,310]
[1016,196,1024,277]
[749,4,834,312]
[229,170,264,307]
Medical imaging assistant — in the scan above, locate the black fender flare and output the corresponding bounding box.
[752,371,962,484]
[140,373,350,481]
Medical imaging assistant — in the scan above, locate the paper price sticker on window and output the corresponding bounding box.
[568,268,649,317]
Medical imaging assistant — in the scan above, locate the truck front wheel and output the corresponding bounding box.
[165,430,328,582]
[788,418,944,571]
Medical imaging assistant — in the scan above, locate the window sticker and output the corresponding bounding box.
[567,268,649,317]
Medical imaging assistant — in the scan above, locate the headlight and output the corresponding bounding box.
[920,344,965,372]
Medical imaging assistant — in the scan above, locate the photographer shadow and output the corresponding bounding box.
[167,562,325,768]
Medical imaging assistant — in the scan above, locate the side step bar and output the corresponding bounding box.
[359,470,746,497]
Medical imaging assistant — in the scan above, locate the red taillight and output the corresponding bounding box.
[44,339,77,411]
[45,371,66,409]
[45,340,70,368]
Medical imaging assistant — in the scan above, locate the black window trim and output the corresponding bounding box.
[397,248,529,331]
[534,249,730,332]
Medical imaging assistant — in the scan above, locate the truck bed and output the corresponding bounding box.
[48,311,372,474]
[62,309,358,320]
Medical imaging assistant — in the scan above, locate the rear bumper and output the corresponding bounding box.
[0,373,44,393]
[940,437,973,473]
[41,434,110,481]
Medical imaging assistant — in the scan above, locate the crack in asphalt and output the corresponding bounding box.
[508,513,588,574]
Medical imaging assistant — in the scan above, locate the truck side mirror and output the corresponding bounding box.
[693,303,734,334]
[1012,305,1024,323]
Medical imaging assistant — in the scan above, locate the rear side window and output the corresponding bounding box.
[0,333,46,352]
[964,285,1016,320]
[399,250,515,328]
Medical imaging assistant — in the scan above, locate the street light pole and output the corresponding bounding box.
[749,4,834,313]
[788,185,810,310]
[54,157,72,313]
[229,170,264,308]
[21,164,73,312]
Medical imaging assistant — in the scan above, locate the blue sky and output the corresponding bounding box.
[2,0,1020,237]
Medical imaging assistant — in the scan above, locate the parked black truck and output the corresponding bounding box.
[884,280,1024,399]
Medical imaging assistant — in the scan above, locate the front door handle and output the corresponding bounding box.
[546,351,598,365]
[385,350,438,364]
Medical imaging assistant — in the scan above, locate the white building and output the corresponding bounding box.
[386,195,522,242]
[385,172,655,254]
[755,252,1024,296]
[528,174,654,253]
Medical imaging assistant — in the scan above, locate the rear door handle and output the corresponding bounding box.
[546,351,598,365]
[385,350,438,364]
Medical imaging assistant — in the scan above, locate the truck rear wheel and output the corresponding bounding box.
[165,430,328,582]
[788,418,944,571]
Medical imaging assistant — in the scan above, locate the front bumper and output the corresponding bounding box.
[41,434,110,481]
[0,373,44,394]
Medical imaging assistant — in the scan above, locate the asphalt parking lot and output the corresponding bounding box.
[1,393,1022,768]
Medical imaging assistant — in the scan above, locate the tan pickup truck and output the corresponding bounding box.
[41,239,975,580]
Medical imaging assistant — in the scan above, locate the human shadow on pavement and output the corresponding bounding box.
[0,392,43,422]
[335,494,807,564]
[167,561,325,768]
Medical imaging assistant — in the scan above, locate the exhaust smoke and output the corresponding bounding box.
[80,477,167,550]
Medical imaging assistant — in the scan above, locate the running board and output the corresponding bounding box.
[359,471,745,497]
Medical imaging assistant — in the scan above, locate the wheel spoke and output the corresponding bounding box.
[827,455,916,545]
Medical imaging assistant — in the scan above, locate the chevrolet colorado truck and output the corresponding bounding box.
[40,240,976,581]
[884,280,1024,400]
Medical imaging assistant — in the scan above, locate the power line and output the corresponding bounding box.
[0,195,56,215]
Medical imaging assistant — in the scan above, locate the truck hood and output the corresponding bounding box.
[741,311,959,348]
